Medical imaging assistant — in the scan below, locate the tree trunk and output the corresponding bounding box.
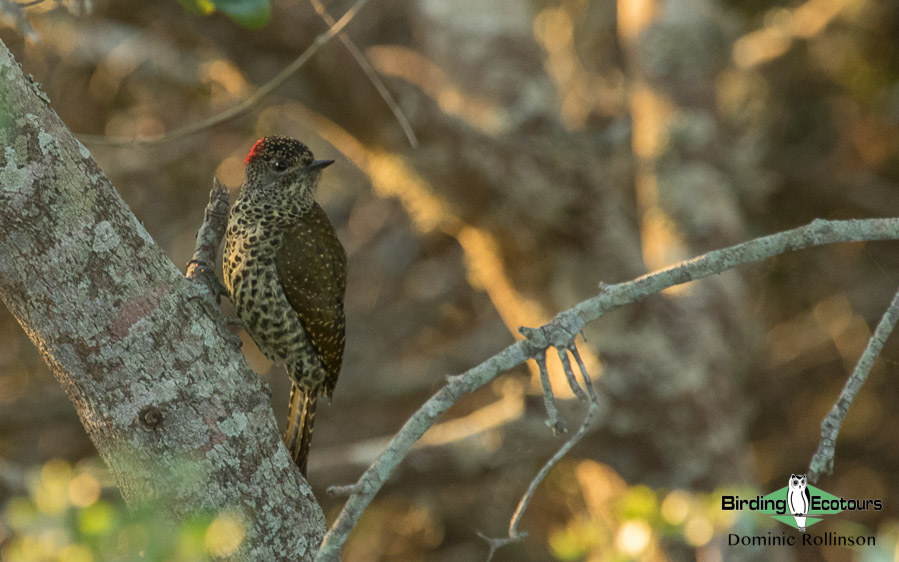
[0,39,324,560]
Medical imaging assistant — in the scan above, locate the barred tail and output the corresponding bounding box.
[283,382,317,477]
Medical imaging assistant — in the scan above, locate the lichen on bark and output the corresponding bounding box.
[0,38,324,560]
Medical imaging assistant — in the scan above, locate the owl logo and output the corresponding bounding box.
[788,473,810,531]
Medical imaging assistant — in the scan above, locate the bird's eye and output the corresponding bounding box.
[272,160,288,172]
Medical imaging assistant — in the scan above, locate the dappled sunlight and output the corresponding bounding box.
[616,519,653,556]
[1,457,248,560]
[339,497,443,561]
[363,151,451,235]
[455,226,548,332]
[2,0,899,558]
[86,33,149,104]
[532,4,623,128]
[419,378,524,447]
[661,489,691,525]
[366,45,505,134]
[617,0,657,42]
[764,304,833,368]
[547,460,754,560]
[812,293,872,373]
[204,510,246,558]
[683,513,715,547]
[214,154,247,187]
[624,64,693,277]
[732,0,857,68]
[67,473,101,509]
[638,204,691,293]
[541,461,885,560]
[629,86,673,161]
[32,459,72,516]
[732,22,791,70]
[199,59,251,100]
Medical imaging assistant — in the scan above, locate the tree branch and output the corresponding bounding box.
[481,345,600,560]
[308,0,417,148]
[808,284,899,481]
[76,0,371,147]
[316,217,899,560]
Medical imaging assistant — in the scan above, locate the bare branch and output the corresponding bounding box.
[557,347,588,402]
[316,217,899,560]
[534,350,566,434]
[808,284,899,482]
[10,0,47,7]
[570,219,899,327]
[326,483,359,498]
[477,531,521,562]
[518,325,569,432]
[308,0,417,148]
[481,343,600,561]
[316,345,530,562]
[77,0,371,147]
[569,345,598,402]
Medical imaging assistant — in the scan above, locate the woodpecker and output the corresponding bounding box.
[223,136,346,476]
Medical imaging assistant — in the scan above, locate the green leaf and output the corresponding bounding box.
[175,0,270,29]
[212,0,271,29]
[175,0,215,15]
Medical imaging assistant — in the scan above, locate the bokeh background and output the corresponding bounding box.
[2,0,899,560]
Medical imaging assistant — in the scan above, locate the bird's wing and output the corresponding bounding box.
[276,202,347,395]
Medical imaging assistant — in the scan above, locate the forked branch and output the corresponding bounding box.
[480,345,600,560]
[315,217,899,560]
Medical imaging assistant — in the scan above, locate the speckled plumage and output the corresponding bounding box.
[223,136,346,476]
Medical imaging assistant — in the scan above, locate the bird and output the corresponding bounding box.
[222,135,346,476]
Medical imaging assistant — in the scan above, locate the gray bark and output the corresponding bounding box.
[0,39,324,560]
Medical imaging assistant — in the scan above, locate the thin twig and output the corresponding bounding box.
[326,483,360,498]
[78,0,371,147]
[569,345,597,401]
[316,346,528,562]
[316,217,899,561]
[535,351,566,434]
[477,531,522,562]
[481,343,600,561]
[557,347,588,402]
[308,0,417,148]
[808,284,899,482]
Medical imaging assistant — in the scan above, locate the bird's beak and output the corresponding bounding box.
[308,159,335,171]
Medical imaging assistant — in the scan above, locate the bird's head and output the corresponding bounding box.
[242,136,333,204]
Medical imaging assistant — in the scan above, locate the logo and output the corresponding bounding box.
[786,473,811,530]
[721,473,882,546]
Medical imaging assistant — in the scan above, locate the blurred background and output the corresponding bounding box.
[2,0,899,559]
